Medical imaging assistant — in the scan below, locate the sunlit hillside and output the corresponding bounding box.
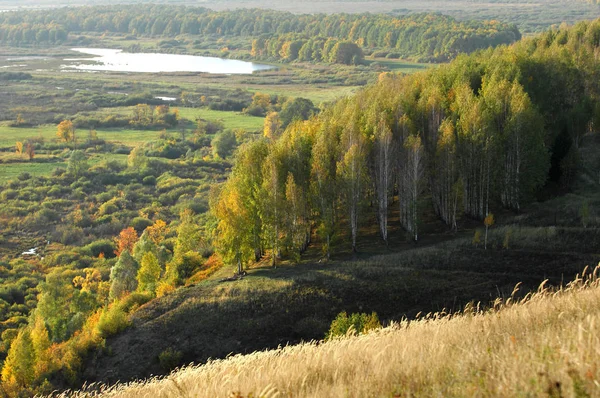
[59,268,600,398]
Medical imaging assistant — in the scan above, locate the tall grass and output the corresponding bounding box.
[57,267,600,398]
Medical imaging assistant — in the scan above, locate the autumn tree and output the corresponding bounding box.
[373,118,394,245]
[25,141,35,161]
[15,141,23,157]
[56,119,75,146]
[261,143,287,266]
[484,213,495,250]
[114,227,139,256]
[264,111,282,140]
[146,219,169,245]
[1,329,35,391]
[310,122,338,259]
[212,179,254,274]
[127,145,147,170]
[137,252,161,295]
[234,140,269,261]
[169,210,203,282]
[401,135,425,241]
[337,125,368,252]
[30,316,53,379]
[433,118,461,229]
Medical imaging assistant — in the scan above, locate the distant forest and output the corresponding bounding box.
[0,6,521,62]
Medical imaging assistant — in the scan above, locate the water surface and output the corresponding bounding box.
[62,48,275,74]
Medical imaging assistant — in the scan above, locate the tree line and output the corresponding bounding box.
[0,6,520,61]
[212,18,600,267]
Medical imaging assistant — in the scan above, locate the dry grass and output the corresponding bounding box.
[58,267,600,398]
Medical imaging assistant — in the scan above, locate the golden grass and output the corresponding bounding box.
[58,267,600,398]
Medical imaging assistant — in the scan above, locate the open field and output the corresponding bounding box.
[61,269,600,398]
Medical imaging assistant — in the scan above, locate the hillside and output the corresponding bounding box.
[77,184,600,384]
[64,267,600,397]
[2,6,600,397]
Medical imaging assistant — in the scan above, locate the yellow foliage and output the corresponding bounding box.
[147,219,169,245]
[484,213,495,228]
[56,119,75,143]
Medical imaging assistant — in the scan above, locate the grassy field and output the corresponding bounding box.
[61,268,600,398]
[0,105,264,148]
[0,159,67,181]
[171,107,264,131]
[0,151,128,181]
[366,58,432,73]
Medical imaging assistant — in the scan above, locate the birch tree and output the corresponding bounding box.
[373,118,394,245]
[338,125,368,253]
[310,123,339,259]
[403,135,425,241]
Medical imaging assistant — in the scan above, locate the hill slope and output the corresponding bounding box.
[77,218,600,385]
[65,268,600,397]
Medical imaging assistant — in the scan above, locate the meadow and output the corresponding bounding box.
[58,267,600,398]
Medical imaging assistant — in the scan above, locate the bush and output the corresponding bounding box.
[95,304,130,338]
[116,292,153,313]
[53,225,85,245]
[326,311,381,340]
[83,239,116,258]
[142,176,156,186]
[131,217,153,233]
[1,189,18,201]
[17,172,31,181]
[158,348,183,372]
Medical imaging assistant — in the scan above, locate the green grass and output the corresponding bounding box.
[0,160,67,181]
[367,58,432,73]
[0,125,56,147]
[175,107,265,131]
[0,152,127,181]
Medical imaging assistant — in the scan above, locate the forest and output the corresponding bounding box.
[0,17,597,395]
[0,6,521,62]
[212,18,600,268]
[0,1,599,395]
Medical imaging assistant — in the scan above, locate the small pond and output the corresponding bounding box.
[62,48,276,74]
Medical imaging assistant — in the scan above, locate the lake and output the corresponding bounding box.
[62,48,276,74]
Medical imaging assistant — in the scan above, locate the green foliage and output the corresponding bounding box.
[131,217,153,234]
[279,98,317,129]
[109,251,139,300]
[83,239,116,258]
[158,348,183,372]
[211,130,237,159]
[67,150,89,178]
[95,304,130,338]
[1,328,35,388]
[137,252,161,295]
[0,7,520,62]
[326,311,381,340]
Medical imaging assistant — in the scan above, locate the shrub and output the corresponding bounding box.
[1,189,18,201]
[116,292,153,313]
[158,348,183,372]
[142,175,156,186]
[53,225,85,245]
[326,312,381,340]
[17,172,32,181]
[131,217,153,233]
[95,304,130,338]
[83,239,116,258]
